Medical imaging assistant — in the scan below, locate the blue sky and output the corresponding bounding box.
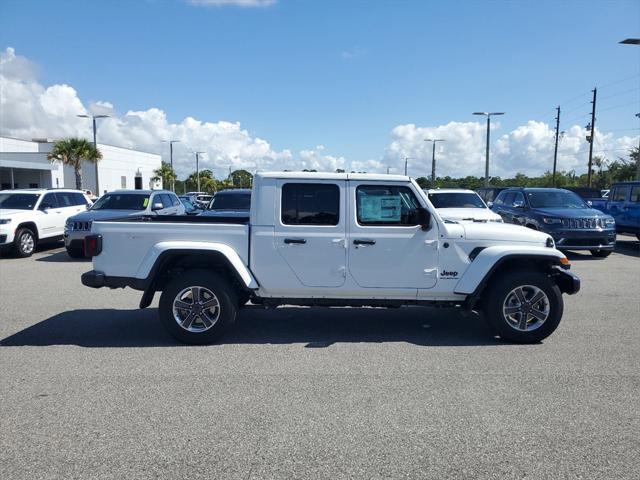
[0,0,639,177]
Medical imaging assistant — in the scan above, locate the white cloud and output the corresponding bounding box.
[187,0,276,7]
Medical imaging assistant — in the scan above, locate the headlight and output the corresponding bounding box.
[604,217,615,226]
[0,219,11,225]
[543,217,562,225]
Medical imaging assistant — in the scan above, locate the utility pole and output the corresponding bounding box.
[424,139,445,183]
[77,114,109,194]
[163,140,180,192]
[636,113,640,181]
[194,151,205,192]
[473,112,504,187]
[404,157,411,176]
[587,88,597,187]
[552,106,561,187]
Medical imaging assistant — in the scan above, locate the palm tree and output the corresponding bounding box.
[151,161,177,190]
[47,138,102,190]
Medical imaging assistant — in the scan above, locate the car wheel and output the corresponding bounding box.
[14,228,37,258]
[66,245,85,258]
[159,270,238,344]
[590,249,611,258]
[483,270,563,343]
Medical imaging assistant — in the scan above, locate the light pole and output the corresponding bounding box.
[619,39,640,179]
[194,151,205,192]
[77,114,109,194]
[473,112,504,187]
[162,140,180,191]
[404,157,412,176]
[424,139,445,183]
[636,113,640,180]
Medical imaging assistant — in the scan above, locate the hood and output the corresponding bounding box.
[462,222,549,244]
[533,207,606,218]
[437,207,502,222]
[0,209,33,217]
[69,209,146,222]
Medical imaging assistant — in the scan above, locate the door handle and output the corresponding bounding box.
[353,239,376,245]
[284,238,306,245]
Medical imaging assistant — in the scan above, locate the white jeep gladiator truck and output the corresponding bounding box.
[81,172,580,344]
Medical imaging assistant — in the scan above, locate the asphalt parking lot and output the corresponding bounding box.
[1,237,639,479]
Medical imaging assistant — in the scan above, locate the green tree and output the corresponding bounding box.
[229,169,253,188]
[151,161,177,190]
[186,169,216,193]
[47,138,102,190]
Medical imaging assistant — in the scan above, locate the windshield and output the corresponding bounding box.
[0,193,40,210]
[527,191,586,209]
[209,193,251,210]
[428,192,486,209]
[91,193,150,210]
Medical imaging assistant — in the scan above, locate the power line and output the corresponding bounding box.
[597,101,640,113]
[598,72,640,90]
[598,87,640,101]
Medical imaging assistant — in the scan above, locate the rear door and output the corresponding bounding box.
[347,182,438,290]
[273,180,347,287]
[608,185,629,226]
[623,185,640,230]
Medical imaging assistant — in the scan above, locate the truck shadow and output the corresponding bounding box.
[0,306,502,348]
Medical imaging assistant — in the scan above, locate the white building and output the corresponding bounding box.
[0,136,162,194]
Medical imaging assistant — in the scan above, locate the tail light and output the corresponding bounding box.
[84,234,103,257]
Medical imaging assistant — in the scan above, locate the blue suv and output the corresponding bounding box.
[490,188,616,257]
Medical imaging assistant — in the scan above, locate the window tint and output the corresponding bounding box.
[493,192,506,206]
[630,186,640,203]
[72,192,88,205]
[170,194,181,207]
[55,192,75,207]
[40,193,59,209]
[512,192,525,205]
[159,194,173,208]
[281,183,339,225]
[612,186,629,202]
[501,192,515,206]
[356,185,421,226]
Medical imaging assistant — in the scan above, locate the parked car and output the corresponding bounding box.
[589,181,640,240]
[64,189,184,258]
[82,172,579,345]
[199,189,251,219]
[425,188,503,223]
[185,192,214,209]
[0,188,92,257]
[178,196,203,215]
[476,187,508,204]
[491,187,616,257]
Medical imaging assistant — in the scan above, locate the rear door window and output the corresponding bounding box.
[281,183,339,225]
[611,186,629,202]
[55,192,75,207]
[630,186,640,203]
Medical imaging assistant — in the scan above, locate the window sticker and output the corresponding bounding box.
[143,198,149,208]
[359,195,401,222]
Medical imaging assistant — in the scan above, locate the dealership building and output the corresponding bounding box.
[0,136,162,194]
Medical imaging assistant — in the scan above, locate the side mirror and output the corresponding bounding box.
[513,200,524,208]
[416,207,431,230]
[487,201,494,208]
[151,202,164,211]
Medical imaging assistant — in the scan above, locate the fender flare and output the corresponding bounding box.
[454,246,566,297]
[136,241,258,289]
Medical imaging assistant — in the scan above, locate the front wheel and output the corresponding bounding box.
[159,270,238,344]
[483,271,563,343]
[14,228,37,257]
[590,249,611,258]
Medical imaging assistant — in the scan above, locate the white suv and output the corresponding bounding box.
[0,189,92,257]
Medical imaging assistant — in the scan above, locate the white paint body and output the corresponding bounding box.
[89,172,567,302]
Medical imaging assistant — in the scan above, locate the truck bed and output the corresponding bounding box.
[91,217,250,280]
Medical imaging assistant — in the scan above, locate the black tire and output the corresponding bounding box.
[66,245,84,258]
[483,270,563,343]
[590,249,611,258]
[14,228,37,258]
[159,270,238,345]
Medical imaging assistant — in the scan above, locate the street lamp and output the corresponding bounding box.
[162,140,180,191]
[404,157,412,176]
[194,151,205,192]
[473,112,504,187]
[77,114,109,194]
[424,139,445,183]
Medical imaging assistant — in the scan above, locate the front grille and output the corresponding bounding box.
[561,218,604,229]
[71,221,92,231]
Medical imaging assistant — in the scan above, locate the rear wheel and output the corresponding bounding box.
[159,270,238,344]
[590,249,611,258]
[483,270,563,343]
[66,245,84,258]
[14,228,36,258]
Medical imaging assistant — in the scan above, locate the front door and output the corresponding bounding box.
[347,182,438,289]
[273,180,347,287]
[37,192,64,237]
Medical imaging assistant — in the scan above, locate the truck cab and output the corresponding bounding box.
[82,172,580,345]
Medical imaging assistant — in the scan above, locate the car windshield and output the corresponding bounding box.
[209,193,251,210]
[527,191,586,209]
[91,193,150,210]
[428,192,486,209]
[0,193,40,210]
